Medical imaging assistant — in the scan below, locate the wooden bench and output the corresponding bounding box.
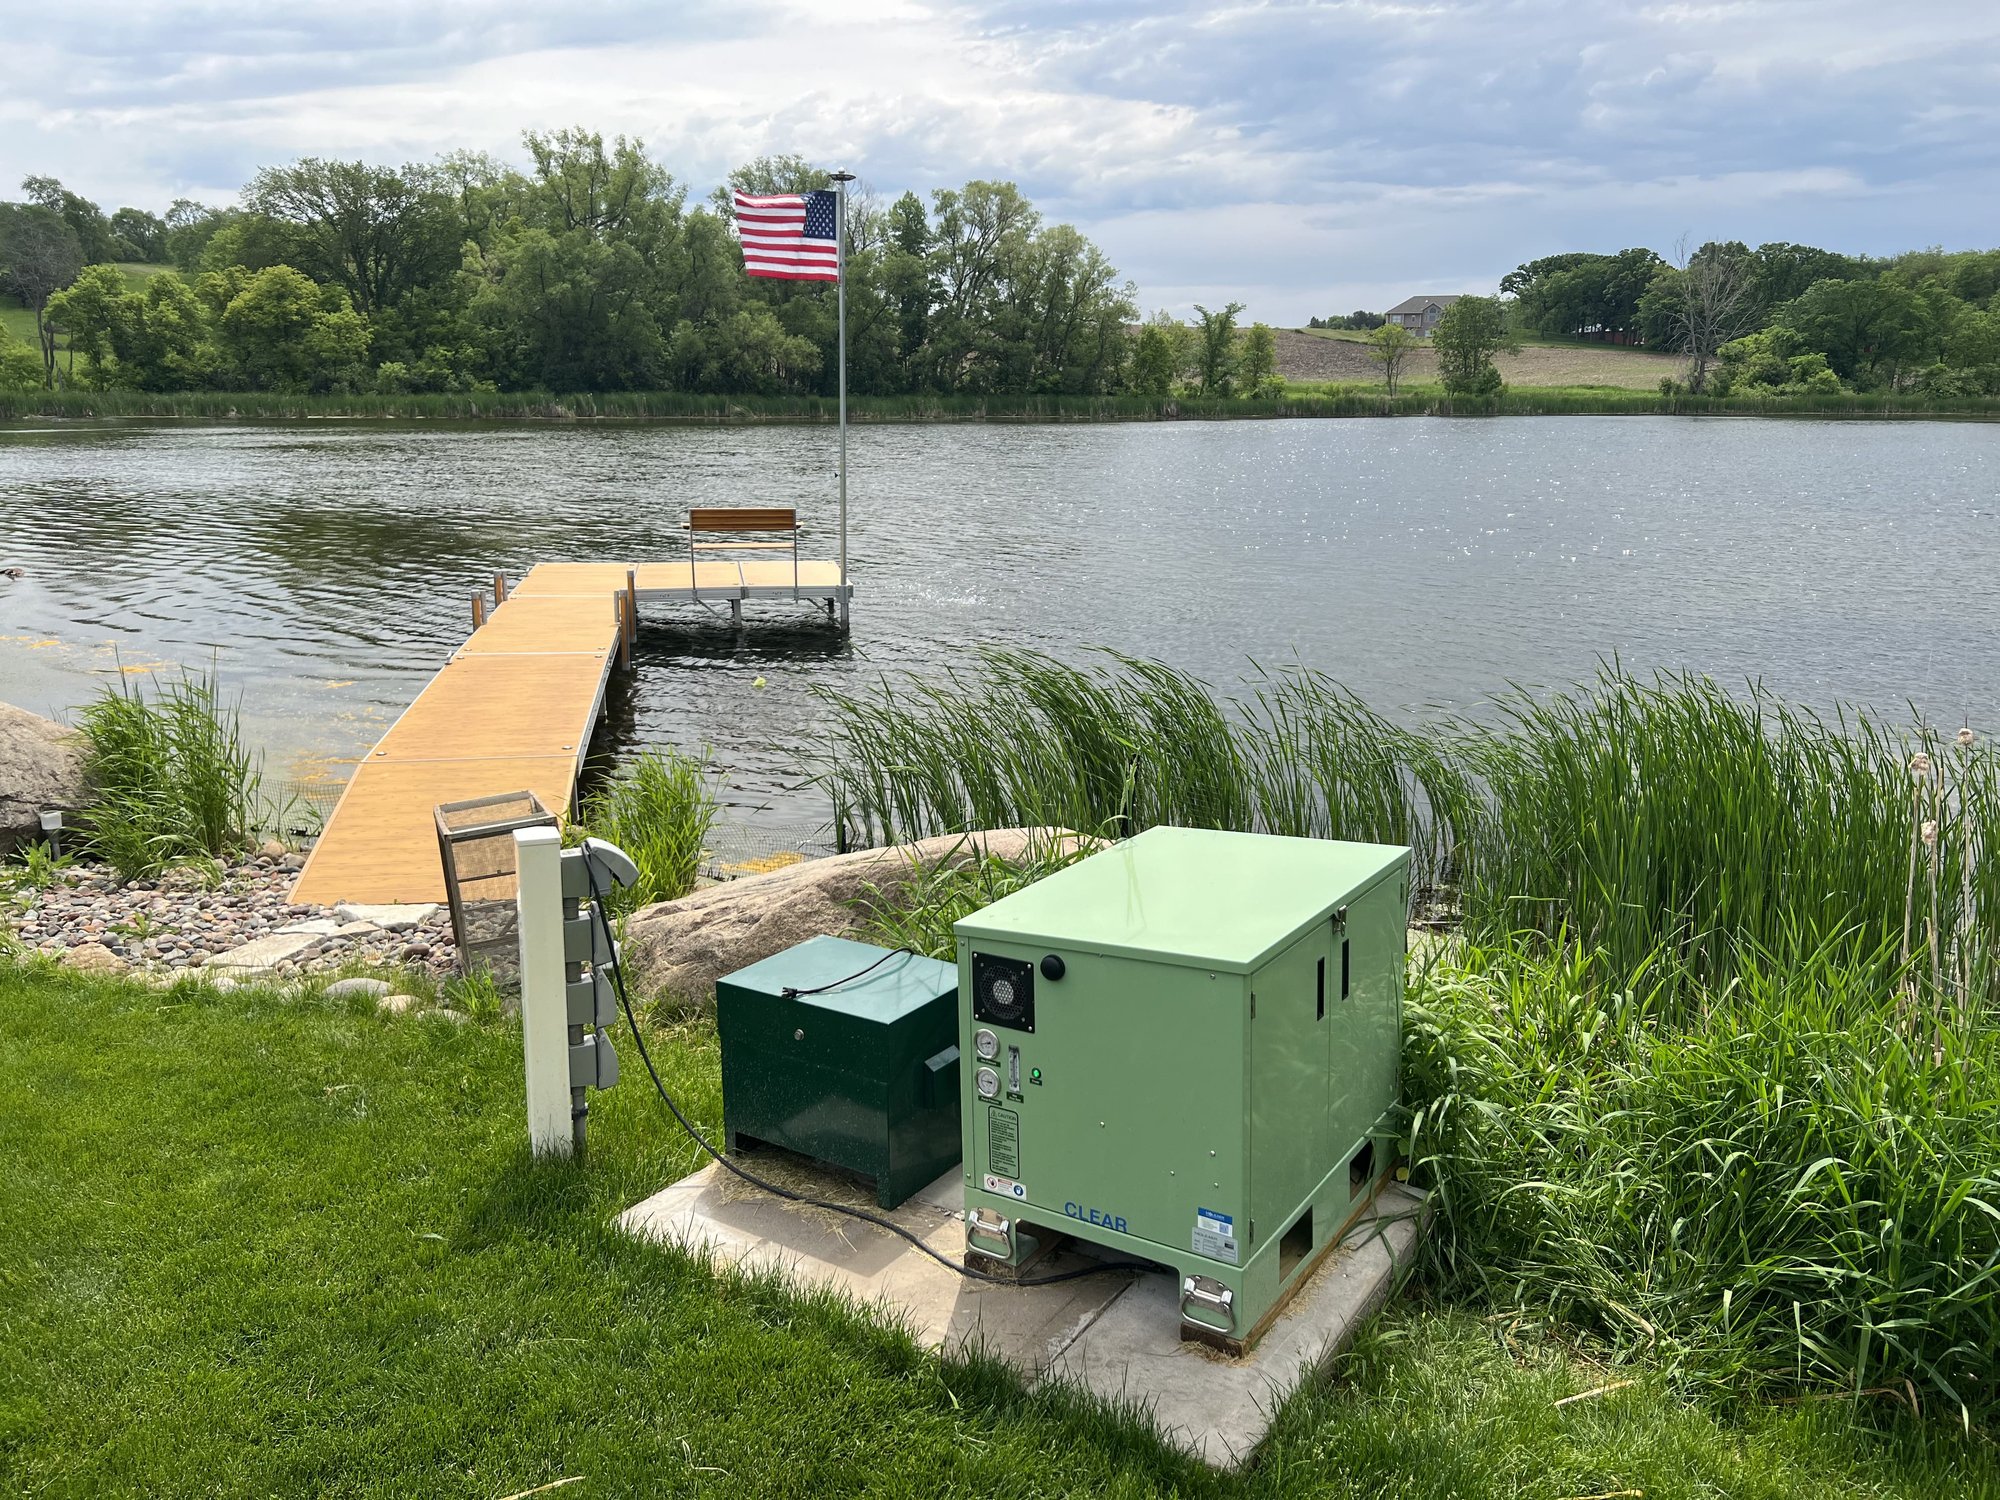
[688,507,800,594]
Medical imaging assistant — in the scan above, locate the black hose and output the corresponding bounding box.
[582,861,1154,1287]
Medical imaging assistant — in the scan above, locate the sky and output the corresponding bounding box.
[2,0,1997,325]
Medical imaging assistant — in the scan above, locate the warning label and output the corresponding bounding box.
[982,1173,1028,1200]
[1193,1206,1239,1265]
[987,1106,1020,1177]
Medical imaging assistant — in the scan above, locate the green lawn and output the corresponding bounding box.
[2,961,1993,1497]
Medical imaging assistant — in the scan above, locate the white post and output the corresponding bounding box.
[833,171,851,633]
[515,825,572,1157]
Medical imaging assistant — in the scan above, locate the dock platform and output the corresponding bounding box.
[290,558,850,906]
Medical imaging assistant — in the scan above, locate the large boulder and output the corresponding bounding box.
[0,702,87,855]
[623,828,1086,1006]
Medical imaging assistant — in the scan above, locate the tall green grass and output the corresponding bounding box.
[576,747,720,912]
[816,654,1996,994]
[1406,931,2000,1419]
[74,670,263,880]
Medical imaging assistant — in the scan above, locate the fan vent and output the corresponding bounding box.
[972,953,1036,1033]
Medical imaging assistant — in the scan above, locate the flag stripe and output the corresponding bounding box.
[732,186,839,283]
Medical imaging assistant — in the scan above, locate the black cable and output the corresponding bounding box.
[778,945,917,998]
[582,861,1154,1288]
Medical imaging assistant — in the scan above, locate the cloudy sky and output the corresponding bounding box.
[3,0,1996,323]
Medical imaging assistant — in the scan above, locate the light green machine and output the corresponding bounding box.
[954,826,1409,1351]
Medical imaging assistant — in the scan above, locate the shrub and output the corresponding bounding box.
[75,670,261,880]
[576,747,719,912]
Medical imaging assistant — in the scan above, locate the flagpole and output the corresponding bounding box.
[830,169,854,634]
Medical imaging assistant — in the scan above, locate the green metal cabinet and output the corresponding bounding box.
[717,936,962,1209]
[953,827,1409,1350]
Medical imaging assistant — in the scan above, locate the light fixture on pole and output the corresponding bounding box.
[39,808,63,859]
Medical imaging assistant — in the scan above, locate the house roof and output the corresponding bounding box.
[1384,294,1464,316]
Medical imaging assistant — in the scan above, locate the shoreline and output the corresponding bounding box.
[5,388,2000,424]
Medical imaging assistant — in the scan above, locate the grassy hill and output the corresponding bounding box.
[1279,327,1681,390]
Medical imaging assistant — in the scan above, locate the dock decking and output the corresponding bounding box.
[290,557,851,906]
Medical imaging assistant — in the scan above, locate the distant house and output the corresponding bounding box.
[1384,295,1463,335]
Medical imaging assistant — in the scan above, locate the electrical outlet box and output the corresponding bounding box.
[954,827,1409,1351]
[718,936,961,1209]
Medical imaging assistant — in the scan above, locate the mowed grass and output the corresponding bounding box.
[5,961,1995,1497]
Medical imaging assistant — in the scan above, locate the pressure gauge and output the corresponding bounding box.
[973,1027,999,1061]
[975,1066,1000,1100]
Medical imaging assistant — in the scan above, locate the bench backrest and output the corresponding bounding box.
[689,507,798,534]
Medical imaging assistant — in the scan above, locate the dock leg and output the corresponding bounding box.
[731,598,743,630]
[838,596,850,634]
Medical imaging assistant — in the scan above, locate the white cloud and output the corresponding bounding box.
[1,0,1995,321]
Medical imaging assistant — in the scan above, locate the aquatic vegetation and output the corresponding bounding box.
[575,746,720,912]
[817,654,1996,999]
[74,669,263,880]
[820,652,2000,1415]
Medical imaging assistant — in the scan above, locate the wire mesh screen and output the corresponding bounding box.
[435,792,558,976]
[701,815,841,882]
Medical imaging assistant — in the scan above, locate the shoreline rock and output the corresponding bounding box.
[0,702,88,855]
[622,827,1086,1007]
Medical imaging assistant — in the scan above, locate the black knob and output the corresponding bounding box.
[1040,954,1066,981]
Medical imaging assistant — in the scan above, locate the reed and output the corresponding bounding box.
[816,655,1996,995]
[576,747,720,912]
[1405,929,2000,1418]
[73,670,262,880]
[6,386,1997,423]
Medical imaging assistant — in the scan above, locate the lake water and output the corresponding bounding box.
[2,416,1995,836]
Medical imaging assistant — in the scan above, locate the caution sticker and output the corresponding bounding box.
[1193,1206,1239,1264]
[982,1173,1028,1201]
[987,1106,1020,1177]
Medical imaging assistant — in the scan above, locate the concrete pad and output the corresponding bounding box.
[1045,1184,1427,1468]
[204,930,320,972]
[335,902,436,932]
[618,1163,1426,1468]
[273,917,344,937]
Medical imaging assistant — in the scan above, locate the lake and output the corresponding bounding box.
[2,416,1994,839]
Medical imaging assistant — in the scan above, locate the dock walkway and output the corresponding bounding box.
[291,557,850,906]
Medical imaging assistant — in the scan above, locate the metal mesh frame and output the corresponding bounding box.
[434,791,559,976]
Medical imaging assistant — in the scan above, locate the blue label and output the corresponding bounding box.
[1197,1208,1233,1229]
[1063,1201,1129,1234]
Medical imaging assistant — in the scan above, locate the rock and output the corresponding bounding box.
[62,941,128,974]
[0,702,88,855]
[259,839,287,858]
[273,917,344,937]
[621,828,1088,1007]
[281,853,306,871]
[376,993,417,1015]
[324,976,392,1000]
[205,930,322,974]
[334,902,436,933]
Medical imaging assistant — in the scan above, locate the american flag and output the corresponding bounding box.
[733,188,841,282]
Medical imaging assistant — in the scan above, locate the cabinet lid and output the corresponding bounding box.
[718,935,957,1022]
[954,827,1408,973]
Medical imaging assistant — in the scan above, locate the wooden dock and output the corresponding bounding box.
[290,557,851,906]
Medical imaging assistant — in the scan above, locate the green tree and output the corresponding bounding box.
[109,207,168,262]
[1775,277,1927,385]
[1367,321,1416,394]
[1432,295,1512,395]
[1237,322,1278,395]
[0,202,84,384]
[243,158,463,329]
[120,273,215,390]
[213,265,369,391]
[43,263,130,387]
[21,175,116,264]
[1129,312,1189,395]
[1191,301,1244,394]
[0,324,43,391]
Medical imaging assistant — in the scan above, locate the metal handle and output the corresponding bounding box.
[965,1207,1014,1260]
[1180,1274,1236,1333]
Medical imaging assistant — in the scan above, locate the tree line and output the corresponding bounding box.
[1314,241,2000,399]
[0,135,1283,401]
